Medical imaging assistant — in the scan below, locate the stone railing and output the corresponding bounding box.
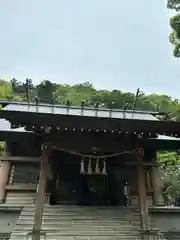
[164,231,180,240]
[140,229,165,240]
[0,233,10,240]
[33,193,51,205]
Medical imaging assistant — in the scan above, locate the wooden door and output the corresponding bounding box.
[87,175,108,205]
[55,164,79,203]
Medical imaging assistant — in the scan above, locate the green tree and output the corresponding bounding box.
[167,0,180,57]
[158,151,180,202]
[0,81,13,99]
[0,142,4,156]
[37,80,56,103]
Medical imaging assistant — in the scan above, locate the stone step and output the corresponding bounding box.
[10,233,142,240]
[9,205,165,240]
[16,218,138,224]
[21,210,140,214]
[24,204,139,208]
[21,212,140,218]
[23,209,140,214]
[13,232,140,236]
[28,208,140,212]
[21,210,140,218]
[22,212,140,217]
[15,220,155,228]
[17,215,143,220]
[16,221,138,226]
[17,217,136,222]
[10,237,141,240]
[18,214,140,220]
[12,233,140,237]
[11,230,140,236]
[19,214,141,220]
[19,216,141,224]
[17,217,142,224]
[14,225,139,231]
[18,220,140,227]
[22,205,140,211]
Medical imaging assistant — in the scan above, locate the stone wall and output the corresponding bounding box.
[149,208,180,239]
[0,210,20,234]
[131,195,153,207]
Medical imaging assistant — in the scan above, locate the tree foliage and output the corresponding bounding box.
[168,0,180,57]
[158,151,180,202]
[1,78,180,118]
[6,78,180,120]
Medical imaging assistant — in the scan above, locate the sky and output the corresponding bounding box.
[0,0,179,98]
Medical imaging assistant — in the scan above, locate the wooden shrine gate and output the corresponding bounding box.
[31,143,149,240]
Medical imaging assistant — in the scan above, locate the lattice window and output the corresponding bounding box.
[12,163,40,184]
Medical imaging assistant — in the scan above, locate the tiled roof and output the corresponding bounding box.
[1,100,180,141]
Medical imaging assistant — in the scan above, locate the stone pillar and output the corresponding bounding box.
[151,166,164,206]
[0,144,11,203]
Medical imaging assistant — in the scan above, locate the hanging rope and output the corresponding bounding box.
[51,145,138,159]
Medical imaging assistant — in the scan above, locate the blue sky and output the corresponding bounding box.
[0,0,179,97]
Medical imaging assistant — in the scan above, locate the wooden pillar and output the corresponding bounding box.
[32,143,51,240]
[135,149,148,231]
[45,155,53,205]
[0,144,11,203]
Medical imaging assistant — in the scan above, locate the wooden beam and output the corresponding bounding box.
[135,150,149,230]
[0,156,40,162]
[32,143,51,240]
[126,161,158,167]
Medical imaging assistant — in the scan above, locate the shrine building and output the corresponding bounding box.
[0,99,180,239]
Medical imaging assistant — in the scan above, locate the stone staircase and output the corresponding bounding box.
[9,205,166,240]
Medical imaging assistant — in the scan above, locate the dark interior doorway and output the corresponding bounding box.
[51,163,108,205]
[50,151,128,206]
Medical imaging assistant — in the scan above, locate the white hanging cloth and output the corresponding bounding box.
[80,157,85,175]
[87,158,92,175]
[102,159,107,176]
[146,170,151,188]
[95,157,100,175]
